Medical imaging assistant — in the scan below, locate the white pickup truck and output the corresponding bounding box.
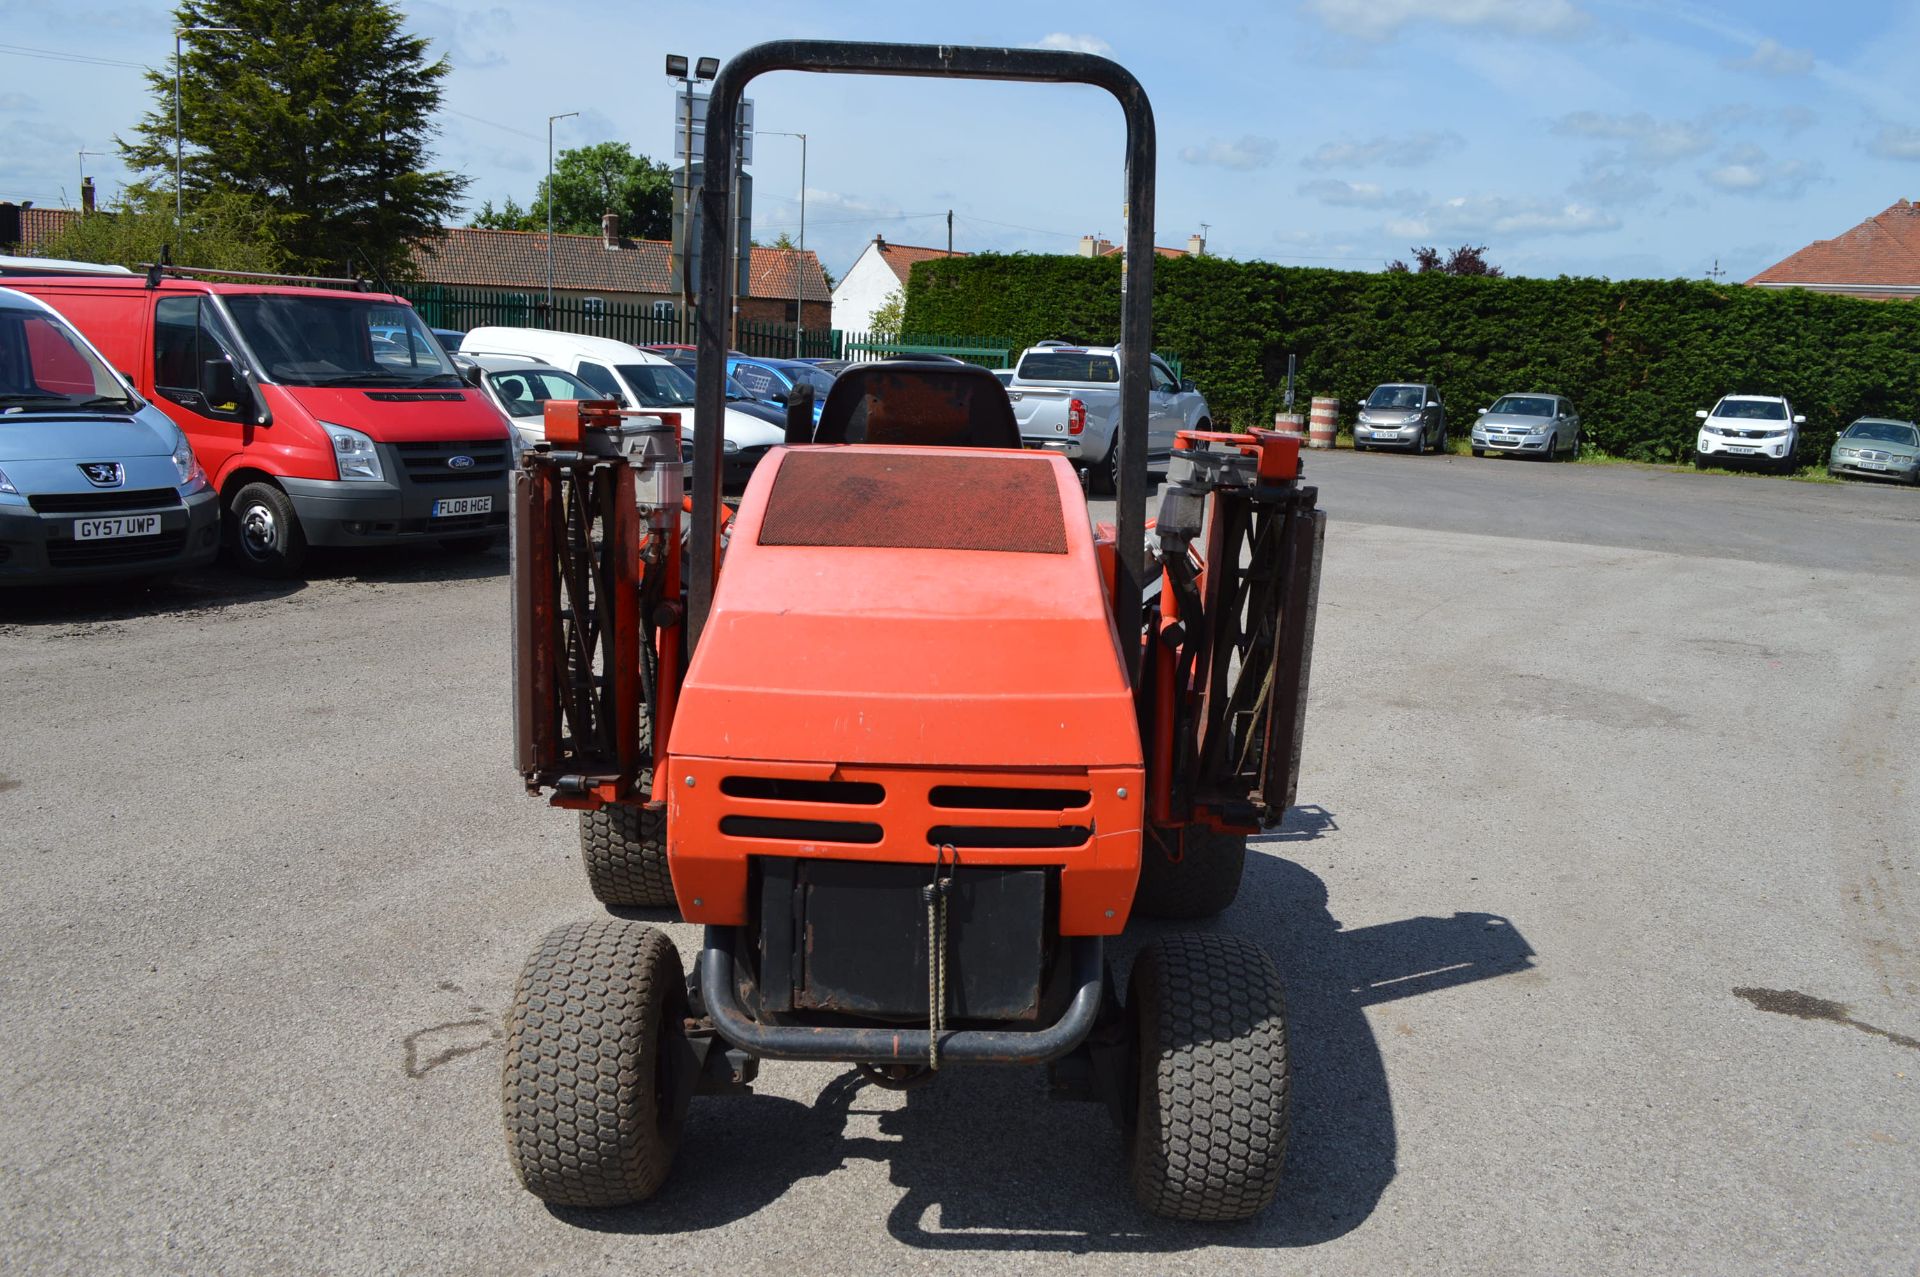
[1004,343,1211,493]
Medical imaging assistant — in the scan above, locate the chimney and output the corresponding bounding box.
[1079,234,1099,258]
[81,177,97,215]
[601,212,619,249]
[875,234,887,248]
[1187,232,1205,257]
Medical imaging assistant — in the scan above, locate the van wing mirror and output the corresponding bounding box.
[1695,409,1709,420]
[201,358,243,410]
[458,360,486,388]
[1793,414,1806,424]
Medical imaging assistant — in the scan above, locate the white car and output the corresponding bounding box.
[1694,395,1805,473]
[458,354,598,445]
[458,327,784,484]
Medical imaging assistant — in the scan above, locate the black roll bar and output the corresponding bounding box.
[690,40,1156,683]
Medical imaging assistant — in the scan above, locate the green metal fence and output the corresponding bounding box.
[397,285,1017,367]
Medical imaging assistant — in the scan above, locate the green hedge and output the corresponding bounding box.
[902,254,1920,462]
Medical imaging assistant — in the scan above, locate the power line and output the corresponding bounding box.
[0,41,148,69]
[440,108,543,143]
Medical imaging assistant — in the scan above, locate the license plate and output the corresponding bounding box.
[1369,430,1398,440]
[1861,462,1886,471]
[74,514,161,540]
[432,496,493,517]
[1726,447,1755,455]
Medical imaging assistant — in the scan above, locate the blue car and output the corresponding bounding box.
[0,287,220,584]
[726,355,837,426]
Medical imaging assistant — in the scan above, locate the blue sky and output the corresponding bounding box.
[6,0,1920,283]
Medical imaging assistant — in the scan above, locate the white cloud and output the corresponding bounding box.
[1867,124,1920,161]
[1302,0,1590,42]
[1699,147,1821,198]
[0,91,39,112]
[1299,179,1425,210]
[1724,37,1813,77]
[1180,135,1279,171]
[1385,194,1619,239]
[1552,111,1716,165]
[1035,33,1112,55]
[1568,163,1660,208]
[1302,131,1462,170]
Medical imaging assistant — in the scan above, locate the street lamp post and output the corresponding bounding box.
[763,130,807,356]
[546,111,579,313]
[664,54,718,336]
[174,25,242,222]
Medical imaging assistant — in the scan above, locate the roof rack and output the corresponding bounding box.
[138,261,372,292]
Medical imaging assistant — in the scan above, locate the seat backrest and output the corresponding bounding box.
[813,358,1020,450]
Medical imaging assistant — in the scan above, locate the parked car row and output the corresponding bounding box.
[1353,380,1916,484]
[0,262,863,590]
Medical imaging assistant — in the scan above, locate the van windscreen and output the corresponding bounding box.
[224,295,460,388]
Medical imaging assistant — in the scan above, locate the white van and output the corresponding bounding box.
[459,327,783,484]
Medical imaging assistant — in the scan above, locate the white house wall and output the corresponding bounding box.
[831,244,902,333]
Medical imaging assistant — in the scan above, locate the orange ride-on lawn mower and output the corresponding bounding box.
[500,40,1325,1222]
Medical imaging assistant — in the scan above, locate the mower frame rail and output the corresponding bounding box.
[689,39,1158,683]
[699,928,1106,1065]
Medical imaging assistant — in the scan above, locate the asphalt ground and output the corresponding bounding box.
[2,451,1916,1274]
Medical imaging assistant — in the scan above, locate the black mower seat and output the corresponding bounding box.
[813,358,1021,450]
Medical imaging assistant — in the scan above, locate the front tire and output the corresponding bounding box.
[226,481,307,577]
[1128,933,1290,1222]
[502,919,691,1208]
[1134,824,1247,919]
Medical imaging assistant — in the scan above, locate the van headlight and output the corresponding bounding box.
[325,422,384,482]
[171,427,208,491]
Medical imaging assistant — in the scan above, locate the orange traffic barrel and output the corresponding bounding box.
[1309,397,1338,449]
[1273,411,1304,434]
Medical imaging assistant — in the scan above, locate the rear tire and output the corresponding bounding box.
[1128,933,1290,1222]
[1133,824,1247,919]
[1088,442,1120,496]
[502,918,691,1208]
[581,803,675,910]
[227,481,307,578]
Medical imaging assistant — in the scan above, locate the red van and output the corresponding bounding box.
[9,269,514,575]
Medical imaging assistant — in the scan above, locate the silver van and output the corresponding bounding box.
[0,287,219,584]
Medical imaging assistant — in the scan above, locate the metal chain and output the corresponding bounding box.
[924,844,955,1069]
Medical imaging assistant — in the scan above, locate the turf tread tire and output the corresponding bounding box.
[1134,824,1247,919]
[1129,932,1290,1222]
[580,803,674,910]
[502,918,688,1208]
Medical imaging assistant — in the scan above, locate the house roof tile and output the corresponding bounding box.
[1747,199,1920,290]
[411,226,829,301]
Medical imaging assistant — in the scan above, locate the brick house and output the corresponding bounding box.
[411,218,831,328]
[1747,200,1920,301]
[0,203,81,254]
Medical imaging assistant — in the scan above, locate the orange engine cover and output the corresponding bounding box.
[665,445,1145,934]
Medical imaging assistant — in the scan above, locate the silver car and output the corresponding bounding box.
[459,354,598,445]
[1353,383,1448,454]
[1471,393,1581,460]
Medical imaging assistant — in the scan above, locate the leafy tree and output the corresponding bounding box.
[470,142,671,240]
[868,288,905,336]
[118,0,468,279]
[1387,245,1503,277]
[39,188,283,273]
